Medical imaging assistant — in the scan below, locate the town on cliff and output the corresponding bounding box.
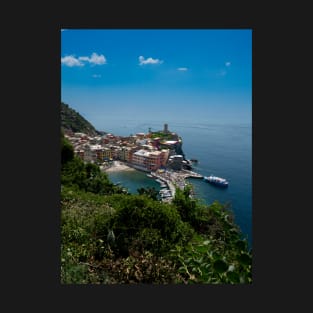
[64,123,197,173]
[64,123,203,202]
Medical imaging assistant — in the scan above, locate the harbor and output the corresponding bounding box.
[150,168,203,202]
[104,161,203,203]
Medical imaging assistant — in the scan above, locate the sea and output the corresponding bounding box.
[102,120,252,248]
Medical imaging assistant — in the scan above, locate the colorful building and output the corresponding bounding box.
[132,149,166,171]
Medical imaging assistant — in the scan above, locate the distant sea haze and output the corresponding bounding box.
[104,119,252,248]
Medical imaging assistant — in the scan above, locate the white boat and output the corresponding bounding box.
[204,175,229,187]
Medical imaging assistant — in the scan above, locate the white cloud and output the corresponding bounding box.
[61,55,84,67]
[61,52,107,67]
[138,55,163,65]
[79,53,107,65]
[177,67,188,71]
[92,74,101,78]
[78,56,90,62]
[90,53,106,65]
[225,61,231,67]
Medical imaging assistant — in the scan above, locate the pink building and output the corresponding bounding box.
[132,149,166,171]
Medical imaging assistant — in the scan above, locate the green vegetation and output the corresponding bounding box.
[61,129,252,284]
[61,102,100,136]
[150,131,180,141]
[61,134,125,195]
[150,131,185,158]
[137,187,159,200]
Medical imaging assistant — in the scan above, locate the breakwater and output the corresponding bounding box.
[151,169,203,202]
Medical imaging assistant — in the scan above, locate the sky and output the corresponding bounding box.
[61,29,252,131]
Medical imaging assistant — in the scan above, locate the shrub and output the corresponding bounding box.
[107,194,194,257]
[101,251,183,284]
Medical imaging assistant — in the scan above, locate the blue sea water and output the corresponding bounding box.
[104,120,252,248]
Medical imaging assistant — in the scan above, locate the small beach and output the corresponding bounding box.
[102,161,136,173]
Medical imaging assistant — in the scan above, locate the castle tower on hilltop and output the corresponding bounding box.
[163,123,168,133]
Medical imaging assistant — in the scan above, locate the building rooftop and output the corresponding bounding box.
[163,140,178,145]
[133,149,162,157]
[134,149,151,157]
[90,144,103,150]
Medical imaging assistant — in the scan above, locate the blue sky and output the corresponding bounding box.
[61,29,252,130]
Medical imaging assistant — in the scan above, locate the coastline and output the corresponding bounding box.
[102,160,201,202]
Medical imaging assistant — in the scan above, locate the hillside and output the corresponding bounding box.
[61,135,252,284]
[61,102,100,136]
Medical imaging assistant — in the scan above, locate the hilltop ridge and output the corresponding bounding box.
[61,102,101,137]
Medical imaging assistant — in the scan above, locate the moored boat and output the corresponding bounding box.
[204,175,229,187]
[155,178,167,188]
[159,189,172,198]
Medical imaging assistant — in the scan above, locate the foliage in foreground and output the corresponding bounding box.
[61,186,252,284]
[61,134,252,284]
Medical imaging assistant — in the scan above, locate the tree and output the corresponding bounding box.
[61,135,74,165]
[137,187,159,200]
[172,185,197,223]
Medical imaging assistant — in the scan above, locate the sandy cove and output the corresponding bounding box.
[102,161,136,173]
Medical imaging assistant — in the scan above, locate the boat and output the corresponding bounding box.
[155,178,167,188]
[146,174,153,178]
[203,175,229,187]
[159,189,172,198]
